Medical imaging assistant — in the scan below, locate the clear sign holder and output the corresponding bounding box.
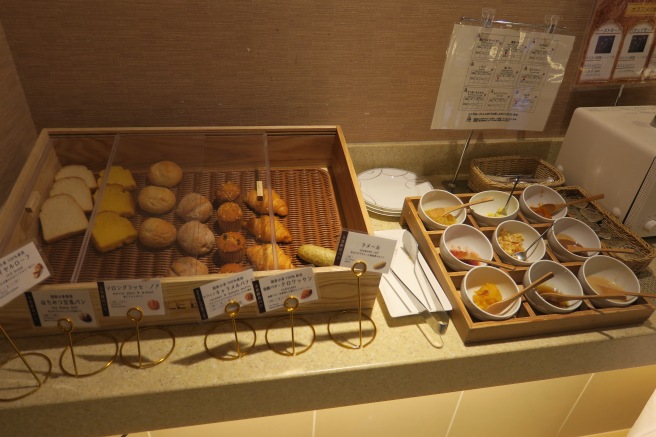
[204,301,256,360]
[442,9,565,193]
[120,307,175,369]
[265,296,316,356]
[0,323,52,402]
[57,317,118,377]
[328,261,377,349]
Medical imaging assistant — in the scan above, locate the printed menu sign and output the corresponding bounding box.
[333,230,396,274]
[194,269,256,320]
[25,289,97,327]
[254,267,318,313]
[431,24,575,131]
[98,278,165,317]
[577,0,656,84]
[0,242,50,308]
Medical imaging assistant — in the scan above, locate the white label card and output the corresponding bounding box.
[193,269,256,321]
[0,242,51,308]
[25,289,97,327]
[334,230,396,274]
[254,267,318,313]
[98,278,165,317]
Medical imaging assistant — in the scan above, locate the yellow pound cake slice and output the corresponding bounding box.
[91,211,137,253]
[94,183,135,217]
[97,166,137,191]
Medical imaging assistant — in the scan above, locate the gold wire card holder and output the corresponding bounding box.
[204,301,256,361]
[0,323,52,402]
[328,261,377,349]
[57,317,118,377]
[265,296,316,356]
[120,307,175,369]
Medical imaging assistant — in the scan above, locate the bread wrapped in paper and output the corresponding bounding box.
[297,244,336,267]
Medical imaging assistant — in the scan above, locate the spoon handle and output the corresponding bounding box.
[444,197,494,214]
[541,291,652,302]
[500,175,520,213]
[561,194,605,208]
[566,246,635,254]
[484,272,553,314]
[461,258,516,271]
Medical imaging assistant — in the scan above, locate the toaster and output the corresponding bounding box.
[555,105,656,238]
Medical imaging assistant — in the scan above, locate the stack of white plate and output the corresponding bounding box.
[357,168,433,217]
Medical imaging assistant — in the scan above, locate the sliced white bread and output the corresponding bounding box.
[91,211,137,253]
[39,194,89,243]
[55,164,97,191]
[49,176,93,213]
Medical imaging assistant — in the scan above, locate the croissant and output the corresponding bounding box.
[243,216,293,243]
[244,188,288,216]
[246,244,294,270]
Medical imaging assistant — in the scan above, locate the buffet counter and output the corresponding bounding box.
[1,214,655,437]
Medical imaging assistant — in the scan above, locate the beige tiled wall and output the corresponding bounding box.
[111,364,656,437]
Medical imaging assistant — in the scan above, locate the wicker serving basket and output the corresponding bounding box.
[555,186,656,272]
[468,155,565,192]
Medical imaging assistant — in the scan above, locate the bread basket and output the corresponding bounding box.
[468,155,565,192]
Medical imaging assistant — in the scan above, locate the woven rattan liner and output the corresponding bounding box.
[40,168,343,283]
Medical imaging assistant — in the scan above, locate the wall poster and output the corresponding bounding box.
[431,24,575,131]
[577,0,656,85]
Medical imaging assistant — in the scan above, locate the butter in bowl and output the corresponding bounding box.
[469,190,519,226]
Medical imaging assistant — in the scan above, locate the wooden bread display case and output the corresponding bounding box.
[0,126,379,337]
[401,187,656,344]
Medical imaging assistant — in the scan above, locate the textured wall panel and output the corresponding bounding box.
[0,0,654,144]
[0,20,36,207]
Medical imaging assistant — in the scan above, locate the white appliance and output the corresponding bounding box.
[555,105,656,238]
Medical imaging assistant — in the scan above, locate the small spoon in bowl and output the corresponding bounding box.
[512,225,553,262]
[537,194,604,217]
[428,197,494,218]
[484,272,554,315]
[498,175,520,216]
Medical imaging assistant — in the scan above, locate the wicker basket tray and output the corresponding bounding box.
[468,155,565,192]
[555,186,656,272]
[400,187,655,344]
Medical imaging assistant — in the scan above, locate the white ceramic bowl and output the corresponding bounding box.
[523,260,583,314]
[461,266,522,321]
[439,224,494,271]
[418,189,466,230]
[520,184,567,223]
[578,255,639,308]
[469,190,519,226]
[547,217,601,263]
[492,220,545,266]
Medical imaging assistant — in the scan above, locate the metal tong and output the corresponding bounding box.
[390,231,449,335]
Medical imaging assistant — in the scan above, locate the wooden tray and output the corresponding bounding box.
[400,188,655,344]
[0,126,379,337]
